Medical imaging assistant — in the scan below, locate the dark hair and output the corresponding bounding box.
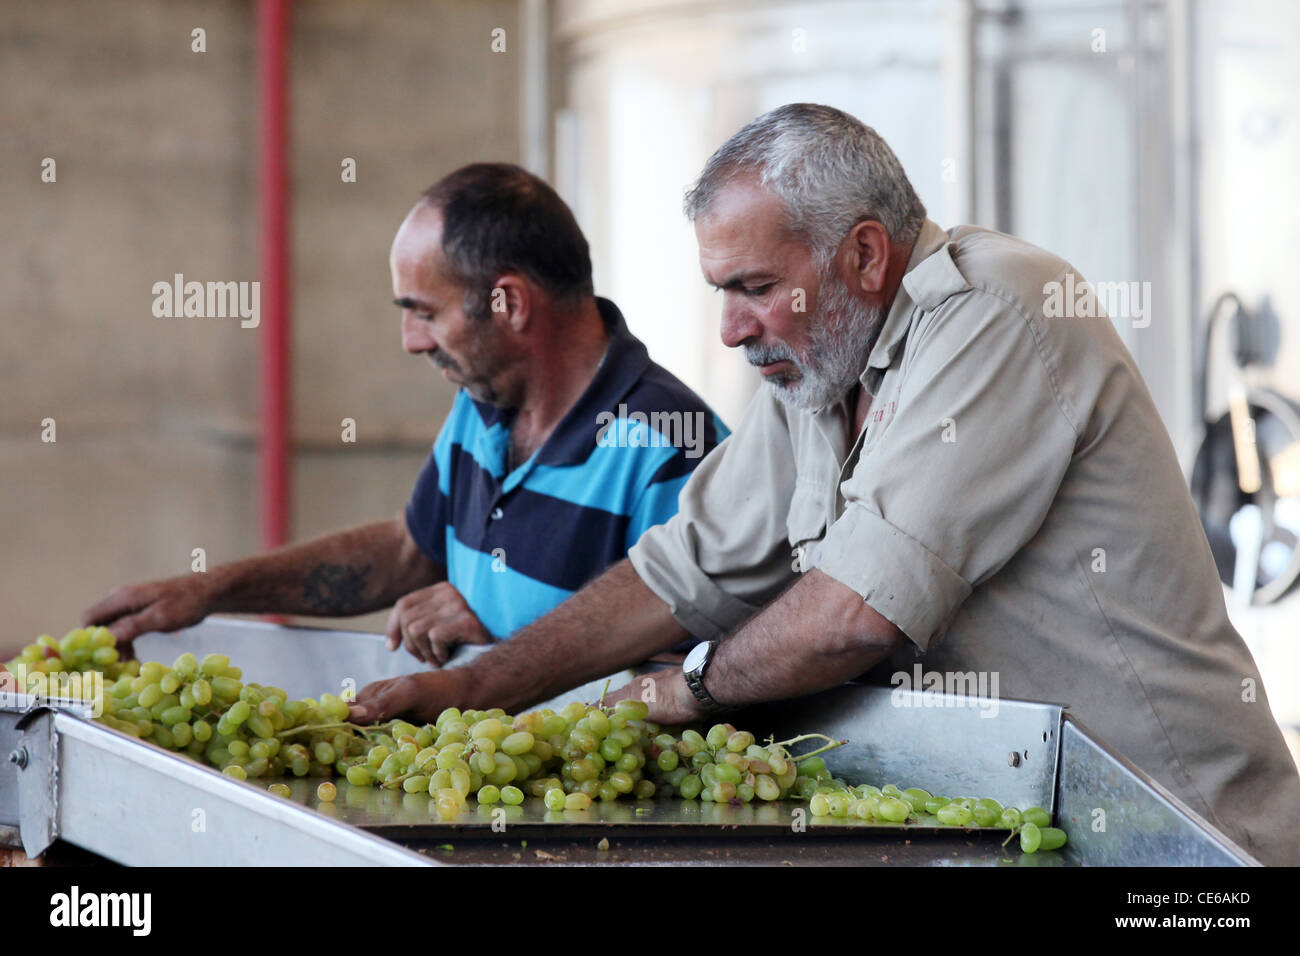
[421,163,594,319]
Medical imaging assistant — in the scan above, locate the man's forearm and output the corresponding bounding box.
[705,568,905,707]
[449,559,688,712]
[209,517,439,617]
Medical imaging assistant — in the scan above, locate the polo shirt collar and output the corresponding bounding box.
[863,218,962,374]
[471,297,652,470]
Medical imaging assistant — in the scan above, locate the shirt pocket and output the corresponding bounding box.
[786,481,828,550]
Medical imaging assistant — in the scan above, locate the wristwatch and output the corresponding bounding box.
[682,640,728,713]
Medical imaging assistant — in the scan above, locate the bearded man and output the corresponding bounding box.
[351,105,1300,865]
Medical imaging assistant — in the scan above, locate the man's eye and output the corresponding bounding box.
[744,284,773,297]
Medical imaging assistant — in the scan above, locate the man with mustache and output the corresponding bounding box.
[84,163,727,666]
[351,105,1300,864]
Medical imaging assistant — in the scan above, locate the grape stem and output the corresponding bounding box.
[770,733,848,761]
[276,721,376,739]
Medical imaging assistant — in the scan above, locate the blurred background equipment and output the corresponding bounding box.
[1192,292,1300,606]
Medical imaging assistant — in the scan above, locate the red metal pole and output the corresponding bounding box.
[257,0,291,553]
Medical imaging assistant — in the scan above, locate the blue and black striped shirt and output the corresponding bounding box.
[405,298,730,638]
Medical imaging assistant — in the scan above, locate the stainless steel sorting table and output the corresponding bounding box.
[0,618,1257,866]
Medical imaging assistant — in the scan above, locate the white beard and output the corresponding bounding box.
[744,273,883,412]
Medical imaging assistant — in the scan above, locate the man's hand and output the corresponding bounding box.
[81,575,216,648]
[605,668,709,725]
[349,670,462,725]
[385,582,493,665]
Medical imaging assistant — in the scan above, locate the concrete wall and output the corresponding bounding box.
[1,0,522,656]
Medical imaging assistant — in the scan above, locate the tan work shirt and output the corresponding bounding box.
[630,218,1300,864]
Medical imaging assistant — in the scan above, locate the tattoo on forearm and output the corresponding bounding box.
[302,562,373,615]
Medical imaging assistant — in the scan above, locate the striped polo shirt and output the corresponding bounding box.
[405,297,730,639]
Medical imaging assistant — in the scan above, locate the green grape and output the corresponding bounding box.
[314,742,336,765]
[501,731,534,756]
[403,775,430,794]
[544,788,567,810]
[613,699,649,721]
[1022,807,1052,828]
[477,784,501,805]
[902,787,932,811]
[159,673,181,695]
[92,646,119,667]
[346,766,374,786]
[226,700,251,726]
[223,765,247,781]
[713,763,742,785]
[173,653,198,678]
[199,654,229,678]
[452,766,475,796]
[726,730,755,753]
[706,724,730,750]
[227,740,250,759]
[171,722,193,747]
[268,783,292,798]
[972,806,1000,827]
[936,804,973,826]
[247,715,274,739]
[810,793,831,816]
[140,661,167,683]
[159,705,191,726]
[1020,822,1042,853]
[317,782,338,802]
[137,683,163,709]
[925,796,951,814]
[599,738,623,762]
[797,756,826,777]
[500,785,524,806]
[564,792,592,811]
[1001,807,1022,828]
[677,731,705,757]
[633,779,656,799]
[615,752,638,773]
[754,774,781,801]
[1039,827,1067,851]
[657,749,679,773]
[678,775,703,800]
[211,677,242,702]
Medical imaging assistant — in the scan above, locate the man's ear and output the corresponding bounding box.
[846,220,892,295]
[491,274,531,332]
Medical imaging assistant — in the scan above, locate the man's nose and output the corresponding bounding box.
[401,313,435,355]
[719,296,763,350]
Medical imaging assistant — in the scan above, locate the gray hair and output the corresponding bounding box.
[684,104,926,268]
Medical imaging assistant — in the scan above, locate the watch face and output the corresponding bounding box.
[683,641,709,674]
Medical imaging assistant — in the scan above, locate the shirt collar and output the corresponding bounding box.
[470,297,652,469]
[863,217,963,374]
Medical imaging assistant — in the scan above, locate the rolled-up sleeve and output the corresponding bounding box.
[817,292,1078,649]
[628,390,800,640]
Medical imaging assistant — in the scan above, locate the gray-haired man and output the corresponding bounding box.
[351,104,1300,865]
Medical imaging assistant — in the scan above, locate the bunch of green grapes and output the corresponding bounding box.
[640,722,808,804]
[4,628,137,699]
[805,780,1068,852]
[94,651,354,781]
[537,698,659,810]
